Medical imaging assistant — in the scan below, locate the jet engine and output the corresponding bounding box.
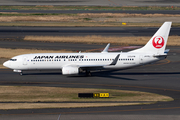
[62,66,79,75]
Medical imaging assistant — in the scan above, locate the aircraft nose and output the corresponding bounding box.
[3,61,9,67]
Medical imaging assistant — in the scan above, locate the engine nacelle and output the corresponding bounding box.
[62,66,79,75]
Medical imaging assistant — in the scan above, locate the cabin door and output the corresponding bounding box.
[23,57,28,65]
[139,55,143,64]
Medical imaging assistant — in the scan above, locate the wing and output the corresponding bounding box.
[78,54,120,70]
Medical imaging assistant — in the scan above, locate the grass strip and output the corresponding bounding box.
[0,86,173,109]
[24,35,180,46]
[1,13,180,16]
[0,86,173,102]
[0,13,180,27]
[0,103,142,110]
[0,13,180,25]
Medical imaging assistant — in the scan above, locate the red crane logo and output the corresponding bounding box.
[152,36,164,49]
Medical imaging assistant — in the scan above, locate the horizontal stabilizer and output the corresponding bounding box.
[164,49,170,54]
[153,55,167,57]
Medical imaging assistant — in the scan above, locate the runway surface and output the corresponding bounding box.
[1,10,180,14]
[0,0,180,6]
[0,26,179,52]
[0,41,120,51]
[0,26,179,38]
[0,46,180,120]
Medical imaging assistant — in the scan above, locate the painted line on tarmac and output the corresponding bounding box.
[141,59,170,67]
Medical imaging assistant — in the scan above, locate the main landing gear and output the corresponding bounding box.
[86,70,91,76]
[19,72,23,76]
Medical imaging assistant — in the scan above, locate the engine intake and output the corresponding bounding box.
[62,66,79,75]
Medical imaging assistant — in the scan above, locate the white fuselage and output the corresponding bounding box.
[3,52,163,71]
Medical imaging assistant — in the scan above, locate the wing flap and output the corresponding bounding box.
[79,54,120,69]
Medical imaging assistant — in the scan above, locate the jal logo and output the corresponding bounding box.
[152,36,164,49]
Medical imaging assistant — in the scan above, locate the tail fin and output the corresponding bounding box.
[129,22,172,55]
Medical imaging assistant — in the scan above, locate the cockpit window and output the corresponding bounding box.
[10,59,17,61]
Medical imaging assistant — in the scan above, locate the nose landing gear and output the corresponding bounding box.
[13,70,23,76]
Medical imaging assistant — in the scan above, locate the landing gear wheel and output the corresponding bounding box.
[19,72,23,76]
[86,70,91,76]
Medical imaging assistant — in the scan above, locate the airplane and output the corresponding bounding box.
[3,22,172,76]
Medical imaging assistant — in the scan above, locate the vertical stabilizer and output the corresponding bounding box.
[129,22,172,55]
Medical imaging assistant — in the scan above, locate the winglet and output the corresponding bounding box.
[110,54,120,65]
[101,43,110,53]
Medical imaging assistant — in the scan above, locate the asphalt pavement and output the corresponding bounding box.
[0,26,179,38]
[0,46,180,120]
